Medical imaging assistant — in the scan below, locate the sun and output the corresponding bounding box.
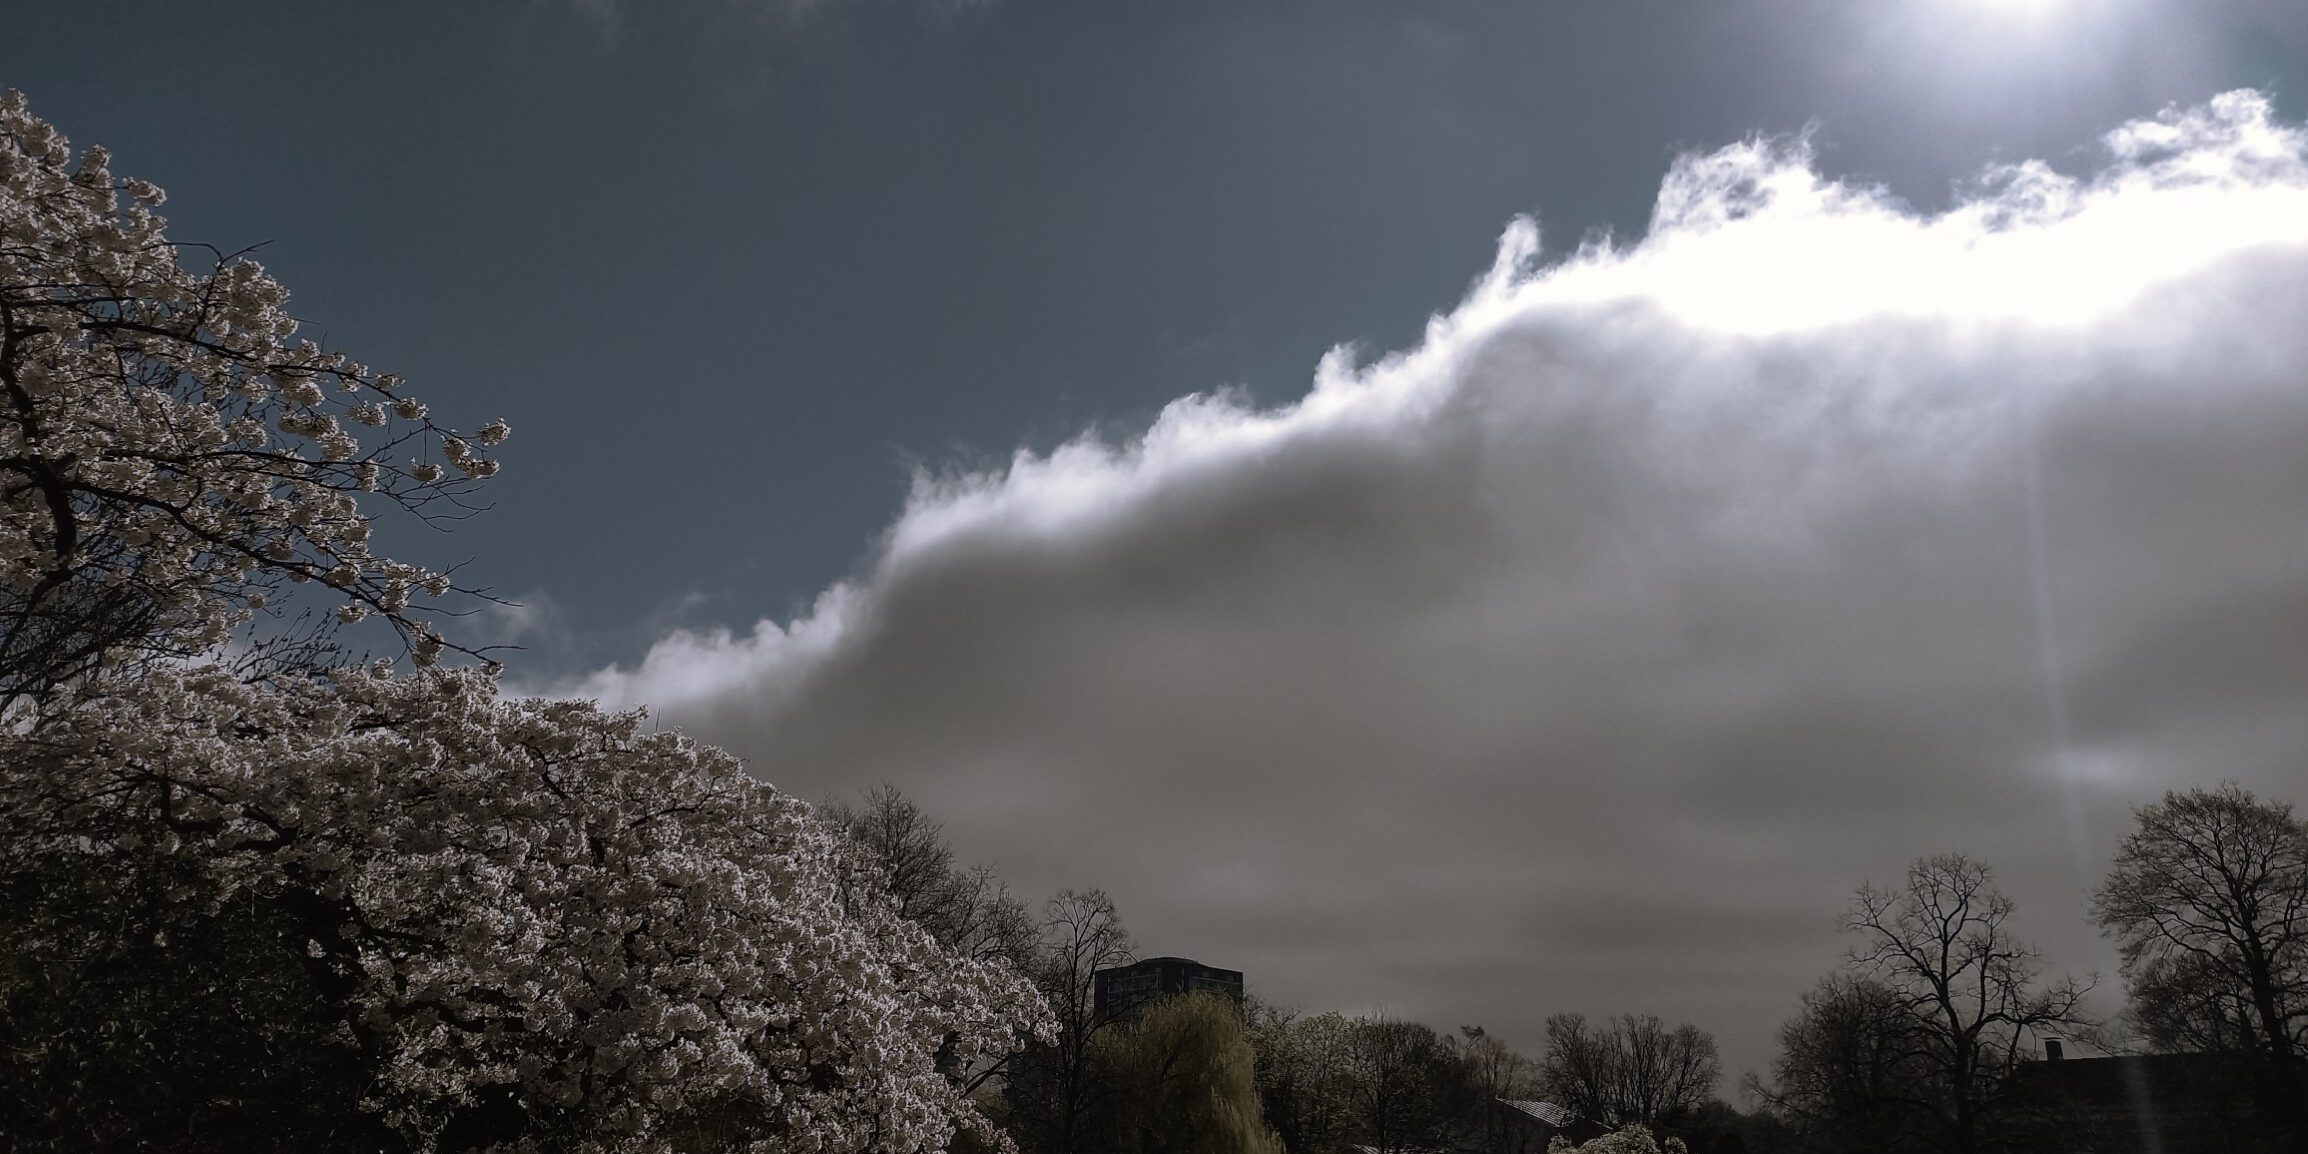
[1963,0,2068,14]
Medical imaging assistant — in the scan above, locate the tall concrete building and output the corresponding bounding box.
[1092,956,1244,1022]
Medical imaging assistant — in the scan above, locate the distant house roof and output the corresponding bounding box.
[2006,1051,2261,1110]
[2001,1052,2287,1153]
[1498,1099,1581,1129]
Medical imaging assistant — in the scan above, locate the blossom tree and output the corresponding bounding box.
[4,665,1051,1153]
[0,88,501,710]
[1546,1124,1690,1154]
[0,92,1051,1154]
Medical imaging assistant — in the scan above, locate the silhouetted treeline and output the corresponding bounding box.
[1747,785,2305,1154]
[828,786,1750,1154]
[831,781,2304,1154]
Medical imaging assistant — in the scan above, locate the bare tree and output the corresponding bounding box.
[1539,1012,1719,1129]
[1842,854,2092,1154]
[2091,784,2308,1064]
[2123,949,2270,1055]
[821,784,1044,1107]
[1248,1006,1361,1154]
[1005,889,1135,1154]
[1348,1015,1460,1154]
[1460,1025,1540,1153]
[823,783,964,925]
[1541,1013,1619,1126]
[822,784,1038,969]
[2093,785,2308,1148]
[1750,975,1939,1154]
[1618,1015,1720,1128]
[1460,1025,1537,1104]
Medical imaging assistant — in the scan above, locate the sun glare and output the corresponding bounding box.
[1964,0,2067,15]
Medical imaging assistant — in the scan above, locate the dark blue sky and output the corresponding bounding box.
[10,0,2297,673]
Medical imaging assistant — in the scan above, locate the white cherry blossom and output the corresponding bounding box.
[0,92,1055,1152]
[3,665,1051,1152]
[0,89,506,703]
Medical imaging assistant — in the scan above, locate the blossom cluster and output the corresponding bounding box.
[0,92,1054,1152]
[0,90,501,697]
[1548,1125,1690,1154]
[2,664,1050,1152]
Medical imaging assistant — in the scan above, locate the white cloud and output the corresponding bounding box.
[563,91,2308,1075]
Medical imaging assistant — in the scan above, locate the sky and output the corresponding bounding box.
[8,0,2308,1086]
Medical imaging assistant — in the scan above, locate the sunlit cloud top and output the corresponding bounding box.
[564,89,2308,628]
[1537,91,2308,334]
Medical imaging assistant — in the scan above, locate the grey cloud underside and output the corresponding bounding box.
[571,96,2308,1077]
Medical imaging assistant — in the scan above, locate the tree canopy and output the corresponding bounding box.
[0,90,505,707]
[2092,784,2308,1063]
[0,92,1052,1154]
[1538,1012,1720,1131]
[1752,854,2091,1154]
[1091,992,1282,1154]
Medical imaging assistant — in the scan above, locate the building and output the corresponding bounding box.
[2001,1049,2303,1153]
[1489,1099,1601,1153]
[1091,956,1244,1022]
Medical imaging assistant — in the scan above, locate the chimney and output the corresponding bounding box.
[2044,1039,2064,1061]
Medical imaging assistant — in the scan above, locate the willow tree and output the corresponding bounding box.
[1089,992,1281,1154]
